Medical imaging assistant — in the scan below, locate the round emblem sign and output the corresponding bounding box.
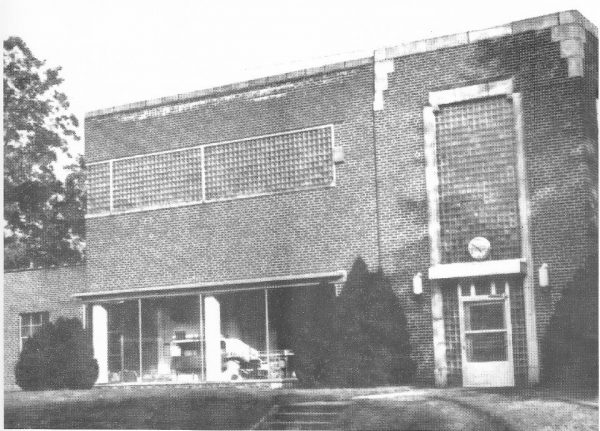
[468,237,491,260]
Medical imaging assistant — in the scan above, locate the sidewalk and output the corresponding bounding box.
[427,386,598,431]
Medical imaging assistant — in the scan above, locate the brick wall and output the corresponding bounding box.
[83,18,597,384]
[373,27,597,383]
[3,265,86,389]
[85,66,380,292]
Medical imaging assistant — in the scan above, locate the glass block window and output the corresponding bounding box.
[86,126,334,216]
[87,162,111,214]
[436,97,520,263]
[509,278,528,385]
[112,149,203,212]
[442,283,462,385]
[204,127,334,201]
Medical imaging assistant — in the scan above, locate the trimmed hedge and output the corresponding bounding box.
[15,317,98,390]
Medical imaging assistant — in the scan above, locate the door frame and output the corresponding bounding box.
[457,279,515,387]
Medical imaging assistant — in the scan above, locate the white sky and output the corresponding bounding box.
[2,0,599,170]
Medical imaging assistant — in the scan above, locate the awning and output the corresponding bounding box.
[72,270,347,302]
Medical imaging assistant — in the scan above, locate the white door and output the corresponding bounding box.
[458,280,514,387]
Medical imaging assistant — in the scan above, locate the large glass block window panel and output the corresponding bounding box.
[436,97,520,263]
[204,127,334,201]
[112,149,203,212]
[87,162,111,214]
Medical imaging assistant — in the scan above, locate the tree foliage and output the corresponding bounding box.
[4,36,85,269]
[15,317,98,390]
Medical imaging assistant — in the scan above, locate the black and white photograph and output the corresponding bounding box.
[2,0,599,429]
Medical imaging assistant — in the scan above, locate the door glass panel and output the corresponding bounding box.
[465,302,505,331]
[466,332,507,361]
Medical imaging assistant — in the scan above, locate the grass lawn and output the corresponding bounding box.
[5,386,275,429]
[3,385,411,429]
[4,385,598,430]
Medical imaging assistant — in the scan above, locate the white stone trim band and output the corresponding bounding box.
[428,259,527,280]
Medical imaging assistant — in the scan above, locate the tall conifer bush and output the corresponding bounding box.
[327,258,415,387]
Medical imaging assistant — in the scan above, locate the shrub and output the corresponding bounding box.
[15,317,98,390]
[325,258,416,387]
[542,252,598,388]
[290,286,335,387]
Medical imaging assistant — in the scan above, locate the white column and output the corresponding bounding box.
[199,294,205,381]
[156,307,169,375]
[138,299,143,381]
[204,296,222,381]
[265,289,270,379]
[92,304,109,384]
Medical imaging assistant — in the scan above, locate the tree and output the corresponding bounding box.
[327,258,416,387]
[4,37,85,269]
[15,317,98,390]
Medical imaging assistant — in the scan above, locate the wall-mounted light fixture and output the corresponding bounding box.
[413,272,423,295]
[539,263,549,288]
[333,146,345,164]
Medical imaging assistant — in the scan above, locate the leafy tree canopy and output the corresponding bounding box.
[4,36,85,270]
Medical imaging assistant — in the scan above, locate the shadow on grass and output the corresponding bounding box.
[5,392,273,429]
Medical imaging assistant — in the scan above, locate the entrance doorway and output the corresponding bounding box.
[458,279,514,387]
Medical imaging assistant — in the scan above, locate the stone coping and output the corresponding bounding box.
[86,10,597,119]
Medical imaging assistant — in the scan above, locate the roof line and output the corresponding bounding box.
[85,10,597,119]
[4,262,86,274]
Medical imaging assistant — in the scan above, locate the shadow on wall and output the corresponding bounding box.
[541,252,598,389]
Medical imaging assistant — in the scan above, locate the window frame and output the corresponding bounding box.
[19,311,49,351]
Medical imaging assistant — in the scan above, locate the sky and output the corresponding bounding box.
[2,0,599,171]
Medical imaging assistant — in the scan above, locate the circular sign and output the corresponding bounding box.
[468,237,491,260]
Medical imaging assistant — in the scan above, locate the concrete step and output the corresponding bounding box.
[277,402,351,412]
[260,420,338,430]
[253,402,350,430]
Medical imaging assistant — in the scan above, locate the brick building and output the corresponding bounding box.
[4,266,86,388]
[5,10,598,388]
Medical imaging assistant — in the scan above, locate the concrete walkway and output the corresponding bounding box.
[347,387,598,430]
